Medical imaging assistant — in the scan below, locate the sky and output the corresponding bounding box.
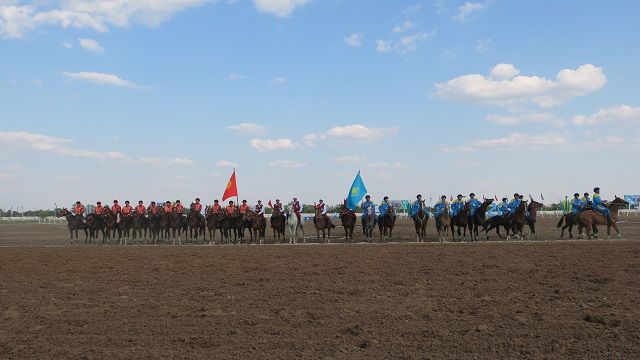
[1,0,640,211]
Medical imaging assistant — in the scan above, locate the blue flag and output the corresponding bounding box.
[346,171,367,210]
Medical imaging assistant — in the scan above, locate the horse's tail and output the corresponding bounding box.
[556,215,565,228]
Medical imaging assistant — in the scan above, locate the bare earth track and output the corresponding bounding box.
[1,217,639,359]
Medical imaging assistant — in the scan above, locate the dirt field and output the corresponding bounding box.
[1,217,639,359]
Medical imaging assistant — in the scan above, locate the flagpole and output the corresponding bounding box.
[234,168,239,206]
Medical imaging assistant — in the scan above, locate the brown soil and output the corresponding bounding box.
[1,217,639,359]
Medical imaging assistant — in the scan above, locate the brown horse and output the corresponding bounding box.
[378,206,396,243]
[117,214,134,245]
[205,206,223,245]
[169,210,185,245]
[507,200,527,240]
[56,208,88,244]
[413,201,429,243]
[450,202,469,241]
[101,206,118,244]
[132,212,148,244]
[271,209,286,244]
[339,204,356,243]
[468,199,493,241]
[524,200,543,240]
[435,204,450,242]
[188,203,206,244]
[313,208,333,243]
[86,212,105,243]
[577,196,627,239]
[245,210,265,244]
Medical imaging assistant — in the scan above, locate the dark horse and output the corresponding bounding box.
[524,199,543,240]
[245,210,266,244]
[56,208,88,244]
[557,206,596,239]
[362,207,376,243]
[188,203,206,244]
[169,210,185,245]
[468,199,493,241]
[271,209,286,244]
[132,212,148,244]
[413,201,429,243]
[450,202,469,241]
[101,206,118,244]
[339,203,356,243]
[219,211,237,244]
[86,212,105,243]
[117,214,134,245]
[313,208,333,243]
[205,206,223,245]
[378,206,396,243]
[507,200,527,240]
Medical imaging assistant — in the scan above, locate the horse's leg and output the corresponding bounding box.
[611,222,621,239]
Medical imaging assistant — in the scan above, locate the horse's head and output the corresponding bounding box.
[610,196,628,207]
[483,199,494,206]
[190,202,196,211]
[56,208,70,217]
[387,206,395,217]
[528,200,543,210]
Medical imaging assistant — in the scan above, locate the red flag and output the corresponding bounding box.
[268,200,273,208]
[221,170,238,201]
[494,195,498,201]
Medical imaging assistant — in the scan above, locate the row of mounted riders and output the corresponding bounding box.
[407,194,628,242]
[56,201,341,245]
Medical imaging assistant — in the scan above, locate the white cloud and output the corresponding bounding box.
[78,38,104,53]
[227,123,267,135]
[376,40,392,53]
[326,124,398,143]
[403,5,421,15]
[63,71,146,89]
[0,1,212,39]
[0,173,14,179]
[303,133,325,147]
[434,64,607,108]
[572,105,640,125]
[487,112,565,127]
[250,138,296,152]
[475,38,491,53]
[31,79,42,85]
[216,160,239,168]
[268,160,306,168]
[438,146,476,153]
[469,132,572,150]
[392,21,414,34]
[490,63,520,80]
[344,32,363,47]
[455,160,482,167]
[366,162,405,169]
[62,41,72,48]
[269,76,286,85]
[454,1,487,22]
[332,156,366,163]
[253,0,311,17]
[229,73,245,81]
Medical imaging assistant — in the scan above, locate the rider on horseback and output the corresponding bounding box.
[122,200,133,218]
[210,199,222,214]
[497,198,508,215]
[226,200,235,214]
[467,193,481,221]
[289,197,302,224]
[112,200,122,221]
[239,200,250,215]
[433,195,448,226]
[94,201,104,215]
[593,187,613,224]
[73,201,85,223]
[164,201,173,213]
[570,193,584,222]
[193,198,203,213]
[410,194,430,220]
[379,196,396,220]
[255,200,266,225]
[135,200,146,215]
[582,192,592,207]
[270,199,283,226]
[451,194,464,218]
[506,193,521,219]
[314,199,335,228]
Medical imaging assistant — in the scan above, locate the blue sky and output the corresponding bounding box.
[1,0,640,211]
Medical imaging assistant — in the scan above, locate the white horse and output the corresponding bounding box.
[287,203,305,244]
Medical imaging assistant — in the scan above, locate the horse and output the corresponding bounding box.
[339,203,356,243]
[219,211,237,244]
[271,209,286,244]
[169,210,185,245]
[117,214,134,245]
[157,207,171,241]
[577,196,627,239]
[362,207,376,243]
[378,206,396,243]
[244,210,266,244]
[468,199,493,241]
[506,200,527,240]
[101,207,118,244]
[205,206,223,245]
[556,205,597,239]
[412,201,429,243]
[313,208,333,243]
[286,203,304,244]
[234,209,246,244]
[132,212,148,244]
[435,204,451,242]
[85,212,105,243]
[188,203,206,244]
[450,202,470,241]
[483,212,512,240]
[524,200,543,240]
[56,208,88,244]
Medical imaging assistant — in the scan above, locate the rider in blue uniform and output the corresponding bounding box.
[570,192,584,222]
[378,196,396,219]
[593,187,612,224]
[451,194,464,218]
[581,192,592,207]
[361,195,377,220]
[519,194,531,217]
[467,193,482,220]
[411,194,431,220]
[507,193,521,218]
[433,195,448,225]
[497,198,509,215]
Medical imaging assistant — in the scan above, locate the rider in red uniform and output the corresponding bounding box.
[135,201,146,214]
[111,200,122,214]
[239,200,250,215]
[73,201,85,222]
[193,198,203,213]
[175,200,184,214]
[147,201,158,215]
[226,201,236,214]
[94,201,104,215]
[164,201,173,213]
[292,197,301,223]
[210,199,222,214]
[121,201,133,217]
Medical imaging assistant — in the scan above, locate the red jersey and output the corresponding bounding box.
[122,205,133,215]
[239,204,250,214]
[226,205,235,214]
[74,205,85,215]
[148,205,158,214]
[273,203,282,213]
[175,204,184,213]
[111,204,122,213]
[135,205,146,214]
[210,204,222,212]
[293,201,301,215]
[164,204,173,213]
[193,203,202,212]
[94,205,103,215]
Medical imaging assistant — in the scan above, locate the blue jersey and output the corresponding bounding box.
[411,200,430,217]
[361,201,375,213]
[433,200,448,218]
[378,200,391,216]
[468,198,482,215]
[508,198,521,214]
[498,201,509,215]
[581,196,592,206]
[570,198,583,214]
